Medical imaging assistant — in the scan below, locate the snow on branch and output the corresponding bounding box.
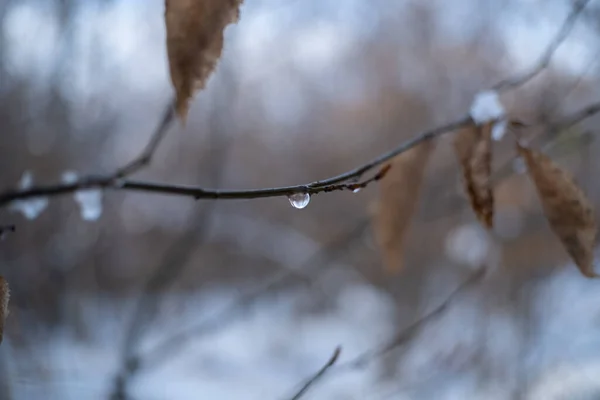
[0,0,596,213]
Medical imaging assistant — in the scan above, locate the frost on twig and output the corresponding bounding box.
[8,171,49,220]
[469,90,507,141]
[62,171,103,221]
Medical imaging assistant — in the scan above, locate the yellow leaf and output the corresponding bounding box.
[0,276,9,344]
[518,145,598,278]
[165,0,243,120]
[453,122,494,228]
[373,140,435,274]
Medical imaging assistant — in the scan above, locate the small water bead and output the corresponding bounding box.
[352,187,362,193]
[288,192,310,209]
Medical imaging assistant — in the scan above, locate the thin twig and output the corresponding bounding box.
[555,100,600,130]
[288,347,342,400]
[279,268,486,397]
[0,118,465,205]
[109,88,232,400]
[492,0,591,92]
[114,101,176,178]
[2,98,598,207]
[0,0,591,207]
[136,220,368,371]
[336,267,486,371]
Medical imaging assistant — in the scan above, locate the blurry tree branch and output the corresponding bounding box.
[110,74,235,400]
[421,98,600,224]
[2,100,599,207]
[114,100,175,178]
[0,0,594,207]
[288,346,341,400]
[492,0,591,91]
[282,268,486,397]
[110,205,218,400]
[124,220,368,376]
[337,267,486,371]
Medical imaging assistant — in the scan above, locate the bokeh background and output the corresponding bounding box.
[1,0,600,399]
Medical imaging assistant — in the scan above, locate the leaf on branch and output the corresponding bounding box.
[165,0,243,120]
[373,140,435,274]
[0,276,9,344]
[453,122,494,229]
[518,144,598,278]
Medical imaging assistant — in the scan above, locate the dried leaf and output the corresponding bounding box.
[0,276,9,344]
[373,140,435,274]
[518,145,598,278]
[453,122,494,228]
[165,0,243,120]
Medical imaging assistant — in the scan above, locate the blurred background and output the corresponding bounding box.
[1,0,600,399]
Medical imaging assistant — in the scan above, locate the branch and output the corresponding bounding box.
[0,117,466,206]
[279,268,486,398]
[114,101,175,178]
[492,0,591,92]
[555,100,600,130]
[488,100,600,190]
[287,347,342,400]
[336,267,486,372]
[0,0,591,207]
[109,88,233,400]
[3,98,599,207]
[133,220,368,372]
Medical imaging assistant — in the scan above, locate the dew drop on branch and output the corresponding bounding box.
[352,188,362,193]
[288,192,310,209]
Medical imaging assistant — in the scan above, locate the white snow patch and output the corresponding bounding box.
[470,91,506,140]
[61,171,103,221]
[9,171,49,220]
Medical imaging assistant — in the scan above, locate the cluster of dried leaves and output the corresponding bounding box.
[0,0,592,347]
[160,0,598,281]
[373,121,598,278]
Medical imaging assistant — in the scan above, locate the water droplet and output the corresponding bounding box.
[352,187,361,193]
[288,192,310,209]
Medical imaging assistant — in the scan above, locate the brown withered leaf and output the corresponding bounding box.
[453,122,494,228]
[373,140,435,274]
[165,0,243,120]
[0,276,9,344]
[518,145,598,278]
